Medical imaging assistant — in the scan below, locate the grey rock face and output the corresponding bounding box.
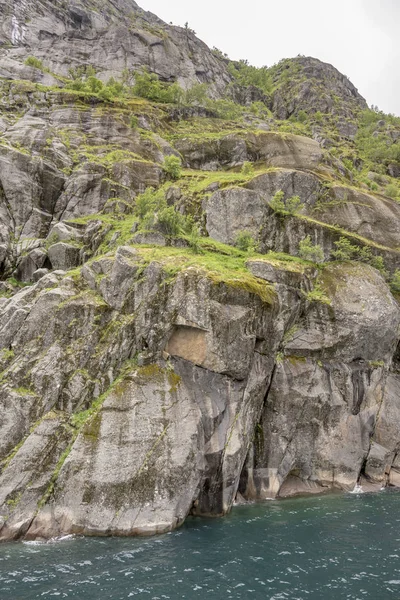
[0,254,280,539]
[26,369,204,538]
[176,131,323,171]
[1,249,400,540]
[204,168,400,271]
[240,263,400,499]
[47,243,81,271]
[0,0,231,93]
[204,188,265,244]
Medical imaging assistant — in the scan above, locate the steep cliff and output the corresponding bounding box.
[0,0,231,90]
[0,1,400,541]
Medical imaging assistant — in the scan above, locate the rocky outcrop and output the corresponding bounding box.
[270,56,368,122]
[175,131,323,171]
[204,169,400,270]
[1,251,400,540]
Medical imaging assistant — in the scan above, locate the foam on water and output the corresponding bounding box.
[23,535,75,546]
[349,483,364,494]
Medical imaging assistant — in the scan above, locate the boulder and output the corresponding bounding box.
[48,242,81,270]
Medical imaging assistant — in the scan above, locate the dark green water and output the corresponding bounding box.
[1,490,400,599]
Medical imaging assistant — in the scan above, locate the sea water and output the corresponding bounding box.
[1,488,400,599]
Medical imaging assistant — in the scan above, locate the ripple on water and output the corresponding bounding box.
[1,490,400,599]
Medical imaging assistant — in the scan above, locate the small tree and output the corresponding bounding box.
[235,230,255,252]
[135,187,158,220]
[184,22,196,34]
[158,206,185,236]
[269,190,286,213]
[331,237,387,275]
[185,83,208,105]
[269,190,303,214]
[298,236,324,263]
[286,195,302,214]
[163,155,182,180]
[331,237,358,261]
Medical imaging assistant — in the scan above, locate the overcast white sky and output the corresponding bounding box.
[140,0,400,115]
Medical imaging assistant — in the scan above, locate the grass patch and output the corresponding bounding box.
[133,245,276,304]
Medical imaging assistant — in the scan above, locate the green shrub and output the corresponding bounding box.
[158,206,184,236]
[163,155,182,180]
[269,190,304,214]
[241,161,255,176]
[385,183,399,199]
[269,190,286,212]
[297,110,308,123]
[185,83,208,105]
[134,187,159,219]
[314,111,323,123]
[130,115,139,129]
[188,225,202,254]
[235,230,255,252]
[105,77,125,96]
[228,60,272,95]
[206,98,243,120]
[249,101,271,118]
[305,283,331,305]
[66,79,86,91]
[98,87,115,102]
[331,236,387,275]
[390,270,400,293]
[134,186,194,239]
[87,76,104,93]
[25,56,44,70]
[355,109,400,172]
[133,69,183,104]
[298,236,324,263]
[285,195,302,214]
[331,237,359,261]
[68,65,96,80]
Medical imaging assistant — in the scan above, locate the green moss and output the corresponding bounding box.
[83,412,103,442]
[133,245,276,304]
[167,370,181,393]
[0,349,14,361]
[136,363,165,381]
[303,283,332,306]
[287,356,307,365]
[369,360,385,368]
[37,443,74,509]
[283,325,300,344]
[6,491,22,509]
[2,438,27,470]
[57,289,108,310]
[13,387,38,397]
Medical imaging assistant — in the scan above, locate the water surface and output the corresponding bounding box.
[1,489,400,599]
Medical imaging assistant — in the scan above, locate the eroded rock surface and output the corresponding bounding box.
[0,0,400,543]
